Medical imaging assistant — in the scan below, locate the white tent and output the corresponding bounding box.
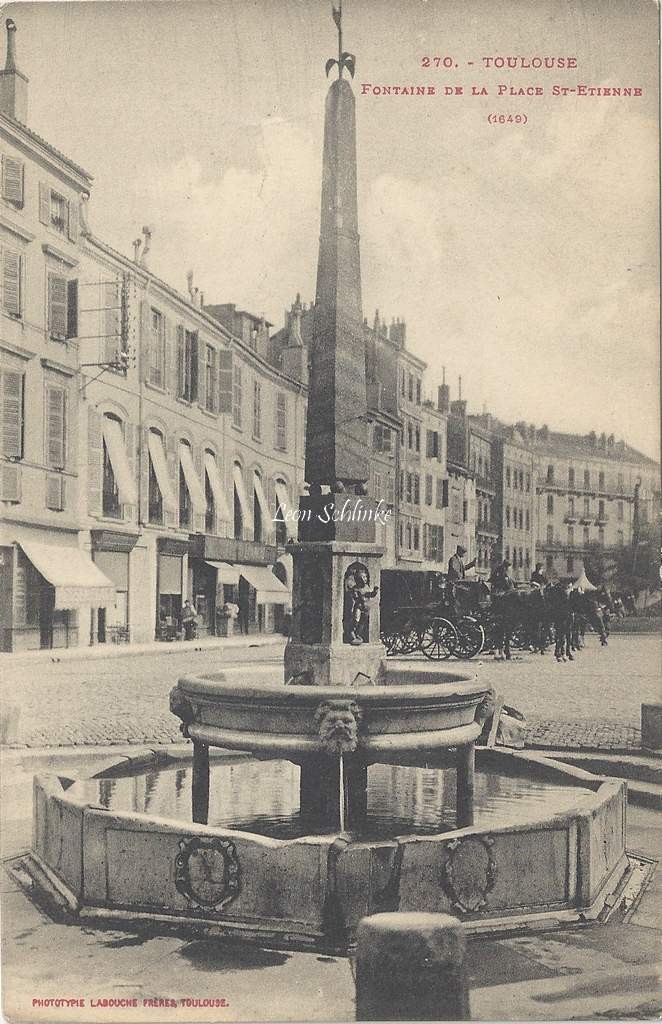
[572,569,598,592]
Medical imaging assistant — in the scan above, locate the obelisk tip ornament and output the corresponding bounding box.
[305,0,368,493]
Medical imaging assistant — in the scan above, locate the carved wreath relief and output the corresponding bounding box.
[174,836,240,912]
[441,836,497,913]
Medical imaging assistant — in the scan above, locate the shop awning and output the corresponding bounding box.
[19,540,114,609]
[238,564,290,605]
[232,464,253,533]
[204,560,240,585]
[147,431,177,511]
[275,481,297,539]
[203,452,231,521]
[102,417,138,506]
[253,473,270,535]
[179,443,206,514]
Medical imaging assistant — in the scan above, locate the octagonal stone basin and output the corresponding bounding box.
[170,663,489,762]
[29,748,629,953]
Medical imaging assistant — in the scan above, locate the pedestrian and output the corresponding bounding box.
[530,562,548,588]
[489,559,514,595]
[181,599,197,641]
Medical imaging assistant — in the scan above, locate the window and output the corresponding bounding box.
[513,471,518,491]
[568,467,575,487]
[400,369,405,397]
[525,509,530,530]
[406,522,412,549]
[408,373,414,402]
[179,452,192,529]
[416,379,421,404]
[617,530,624,546]
[598,471,605,490]
[407,421,413,449]
[233,470,243,540]
[399,521,404,548]
[413,474,420,505]
[275,392,287,450]
[0,367,23,458]
[583,526,589,545]
[102,420,121,519]
[547,494,554,515]
[506,506,511,528]
[584,468,590,488]
[1,155,24,207]
[568,496,575,515]
[427,524,444,561]
[525,473,530,493]
[546,465,554,483]
[232,363,243,428]
[506,467,511,487]
[45,384,66,469]
[374,472,382,499]
[253,478,262,543]
[567,526,574,546]
[426,430,439,459]
[415,424,421,453]
[567,556,574,573]
[253,379,262,440]
[50,189,68,234]
[205,460,215,534]
[425,474,433,505]
[399,471,404,501]
[519,470,524,489]
[176,327,198,401]
[463,499,468,523]
[374,425,393,452]
[149,309,165,387]
[406,473,413,504]
[546,524,553,544]
[48,273,77,341]
[2,248,22,317]
[525,549,530,567]
[617,501,624,522]
[598,499,605,518]
[148,433,163,525]
[583,496,590,516]
[218,350,233,413]
[436,478,449,509]
[204,345,217,413]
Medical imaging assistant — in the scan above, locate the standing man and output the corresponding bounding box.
[448,545,476,584]
[181,599,197,641]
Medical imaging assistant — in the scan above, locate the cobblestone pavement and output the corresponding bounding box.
[1,634,659,750]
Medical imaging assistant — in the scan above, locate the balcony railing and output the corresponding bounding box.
[563,513,578,524]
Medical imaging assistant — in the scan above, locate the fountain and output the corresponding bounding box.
[26,4,632,956]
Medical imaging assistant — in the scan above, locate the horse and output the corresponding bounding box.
[488,585,547,660]
[543,581,574,662]
[570,588,610,648]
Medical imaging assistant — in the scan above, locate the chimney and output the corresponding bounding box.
[139,226,152,269]
[389,317,406,348]
[0,20,28,123]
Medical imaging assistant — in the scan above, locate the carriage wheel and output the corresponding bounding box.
[510,625,530,650]
[453,616,485,659]
[419,618,457,660]
[397,623,422,655]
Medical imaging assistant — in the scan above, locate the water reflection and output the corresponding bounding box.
[70,760,593,841]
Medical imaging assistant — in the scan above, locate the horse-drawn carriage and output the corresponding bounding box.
[380,578,488,660]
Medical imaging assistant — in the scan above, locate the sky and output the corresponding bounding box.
[5,0,659,459]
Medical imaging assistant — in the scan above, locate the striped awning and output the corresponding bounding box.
[19,540,114,609]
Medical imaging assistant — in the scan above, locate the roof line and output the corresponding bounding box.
[0,111,93,182]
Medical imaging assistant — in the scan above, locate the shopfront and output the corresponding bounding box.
[156,537,188,640]
[91,530,139,643]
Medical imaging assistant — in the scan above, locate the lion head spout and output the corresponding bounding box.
[314,700,363,755]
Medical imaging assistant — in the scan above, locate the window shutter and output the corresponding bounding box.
[48,274,67,338]
[176,325,184,397]
[165,434,178,526]
[2,156,24,205]
[67,279,78,339]
[87,407,103,516]
[190,332,199,402]
[139,425,150,524]
[67,199,79,242]
[0,461,21,502]
[1,368,23,457]
[39,181,50,225]
[163,316,172,393]
[103,279,118,362]
[218,349,233,413]
[46,474,65,511]
[124,421,137,522]
[442,478,449,508]
[45,386,66,469]
[2,249,21,317]
[140,300,151,383]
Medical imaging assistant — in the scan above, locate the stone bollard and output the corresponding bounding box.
[641,704,662,750]
[355,912,470,1021]
[0,703,20,745]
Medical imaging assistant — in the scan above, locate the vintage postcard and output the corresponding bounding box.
[0,0,660,1021]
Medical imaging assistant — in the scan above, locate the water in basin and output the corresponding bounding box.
[67,759,594,841]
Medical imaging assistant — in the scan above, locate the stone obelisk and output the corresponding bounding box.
[284,3,385,695]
